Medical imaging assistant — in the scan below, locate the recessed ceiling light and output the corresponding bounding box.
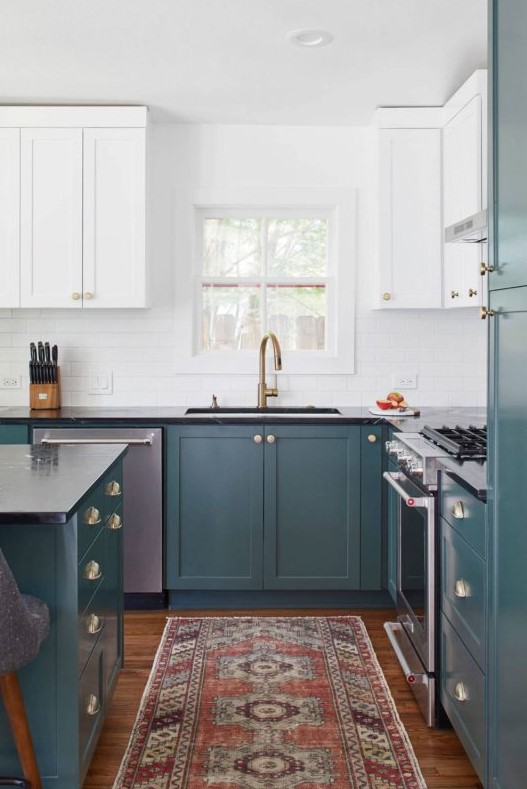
[286,29,334,48]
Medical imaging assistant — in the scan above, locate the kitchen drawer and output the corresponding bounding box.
[79,638,104,778]
[441,518,486,669]
[440,474,486,558]
[78,579,107,676]
[441,613,486,784]
[78,486,105,560]
[102,467,123,509]
[78,526,108,614]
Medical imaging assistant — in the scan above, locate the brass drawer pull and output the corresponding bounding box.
[83,560,102,581]
[105,480,122,496]
[480,262,494,276]
[468,288,478,298]
[85,613,103,635]
[253,435,263,444]
[454,682,468,702]
[454,579,469,599]
[367,434,377,443]
[382,292,391,301]
[106,513,122,530]
[86,693,100,716]
[452,501,465,519]
[451,290,459,299]
[481,307,495,320]
[266,434,276,444]
[83,506,101,526]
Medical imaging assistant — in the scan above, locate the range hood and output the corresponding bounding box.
[445,209,487,243]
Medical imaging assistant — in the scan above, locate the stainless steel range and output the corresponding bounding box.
[383,424,487,726]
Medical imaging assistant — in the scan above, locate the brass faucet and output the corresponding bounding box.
[258,332,282,408]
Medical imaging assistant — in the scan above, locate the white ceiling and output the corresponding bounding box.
[1,0,487,125]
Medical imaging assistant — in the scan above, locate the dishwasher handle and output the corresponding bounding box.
[41,437,152,446]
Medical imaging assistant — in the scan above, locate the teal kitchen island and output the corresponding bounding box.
[0,443,127,788]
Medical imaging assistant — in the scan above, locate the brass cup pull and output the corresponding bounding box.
[481,307,495,320]
[454,579,469,599]
[71,292,81,301]
[382,292,391,301]
[86,613,103,635]
[84,291,94,300]
[83,560,102,581]
[253,435,263,444]
[105,480,122,497]
[266,434,276,444]
[468,288,478,298]
[86,693,101,716]
[452,501,465,519]
[454,682,468,703]
[451,290,459,299]
[106,513,122,530]
[367,434,377,443]
[83,506,101,526]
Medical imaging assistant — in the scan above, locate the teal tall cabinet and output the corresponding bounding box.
[488,2,527,786]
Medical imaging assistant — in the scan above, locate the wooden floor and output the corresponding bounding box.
[83,608,483,789]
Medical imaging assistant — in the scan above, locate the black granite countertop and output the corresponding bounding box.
[0,404,487,428]
[0,444,127,525]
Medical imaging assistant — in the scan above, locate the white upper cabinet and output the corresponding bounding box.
[0,129,20,307]
[377,124,443,309]
[0,106,149,310]
[20,128,83,308]
[442,71,487,309]
[83,128,146,308]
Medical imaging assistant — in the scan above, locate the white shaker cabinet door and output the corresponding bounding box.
[0,129,20,307]
[378,128,442,308]
[82,128,147,308]
[20,128,83,308]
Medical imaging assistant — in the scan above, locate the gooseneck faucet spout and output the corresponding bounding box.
[258,332,282,408]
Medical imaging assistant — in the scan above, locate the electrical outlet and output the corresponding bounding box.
[392,373,417,389]
[88,371,113,395]
[1,375,22,389]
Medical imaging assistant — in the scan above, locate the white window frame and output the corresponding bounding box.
[173,187,356,375]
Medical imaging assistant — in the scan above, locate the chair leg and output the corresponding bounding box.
[0,673,42,789]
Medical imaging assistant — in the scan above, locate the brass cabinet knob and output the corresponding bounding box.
[266,434,276,444]
[468,288,478,298]
[367,434,378,443]
[105,480,122,496]
[83,560,102,581]
[106,513,122,530]
[71,292,81,301]
[481,307,495,320]
[253,435,263,444]
[382,292,391,301]
[86,693,101,716]
[454,579,469,598]
[451,290,459,299]
[84,291,94,300]
[83,506,101,526]
[85,613,103,635]
[454,682,469,703]
[452,501,465,519]
[480,262,495,276]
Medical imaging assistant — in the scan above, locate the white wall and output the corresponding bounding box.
[0,123,487,408]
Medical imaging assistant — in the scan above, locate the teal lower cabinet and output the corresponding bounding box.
[439,472,487,786]
[0,424,29,443]
[165,423,384,597]
[0,462,124,787]
[386,456,398,603]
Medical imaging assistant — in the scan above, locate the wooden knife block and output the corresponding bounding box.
[30,368,61,410]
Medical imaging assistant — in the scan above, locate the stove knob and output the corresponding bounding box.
[408,461,424,476]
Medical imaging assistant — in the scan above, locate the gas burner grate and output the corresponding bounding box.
[420,424,487,460]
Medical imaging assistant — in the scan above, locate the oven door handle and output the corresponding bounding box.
[383,471,430,509]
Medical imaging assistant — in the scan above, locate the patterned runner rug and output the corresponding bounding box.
[113,616,427,788]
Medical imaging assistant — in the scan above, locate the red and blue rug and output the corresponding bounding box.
[113,616,426,788]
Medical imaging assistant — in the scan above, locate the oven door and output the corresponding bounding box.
[383,469,437,725]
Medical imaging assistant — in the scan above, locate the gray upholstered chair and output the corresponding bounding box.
[0,548,50,789]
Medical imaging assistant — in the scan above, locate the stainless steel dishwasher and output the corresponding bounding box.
[33,427,163,606]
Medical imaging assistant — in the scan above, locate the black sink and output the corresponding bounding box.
[185,406,341,415]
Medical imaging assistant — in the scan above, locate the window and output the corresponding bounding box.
[196,208,332,354]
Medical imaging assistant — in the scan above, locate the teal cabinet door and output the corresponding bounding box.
[386,457,398,603]
[360,425,383,590]
[488,286,527,788]
[263,425,362,589]
[165,425,264,589]
[0,424,29,443]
